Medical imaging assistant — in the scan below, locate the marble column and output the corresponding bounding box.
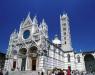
[26,56,31,70]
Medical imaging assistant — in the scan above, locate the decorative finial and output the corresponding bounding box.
[33,16,38,24]
[25,12,31,20]
[62,11,68,18]
[28,12,30,17]
[42,18,46,25]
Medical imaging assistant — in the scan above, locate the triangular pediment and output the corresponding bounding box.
[21,13,32,28]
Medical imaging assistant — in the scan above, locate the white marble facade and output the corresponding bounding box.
[4,12,95,73]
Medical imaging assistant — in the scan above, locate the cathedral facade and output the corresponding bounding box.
[4,13,95,74]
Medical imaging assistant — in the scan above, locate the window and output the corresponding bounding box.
[47,50,49,56]
[64,37,66,40]
[62,17,66,20]
[64,23,66,26]
[77,55,80,63]
[13,60,16,70]
[63,28,66,31]
[64,32,66,35]
[23,30,30,39]
[62,23,66,26]
[67,54,70,62]
[64,41,66,44]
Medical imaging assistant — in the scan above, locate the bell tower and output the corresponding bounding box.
[60,13,73,51]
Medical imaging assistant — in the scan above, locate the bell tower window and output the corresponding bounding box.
[64,37,66,40]
[64,32,66,35]
[63,28,66,31]
[67,54,70,62]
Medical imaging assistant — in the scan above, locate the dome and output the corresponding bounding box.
[52,35,61,45]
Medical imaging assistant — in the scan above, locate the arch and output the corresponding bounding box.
[84,54,94,61]
[84,54,95,72]
[67,54,70,62]
[29,46,38,53]
[19,48,27,55]
[29,46,38,71]
[19,48,27,71]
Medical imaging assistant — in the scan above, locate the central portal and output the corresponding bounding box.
[29,46,38,71]
[32,58,36,70]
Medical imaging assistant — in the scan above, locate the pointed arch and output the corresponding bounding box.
[19,48,27,55]
[20,13,32,29]
[29,46,38,53]
[29,44,38,58]
[19,48,27,71]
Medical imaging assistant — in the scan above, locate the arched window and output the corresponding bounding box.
[67,54,70,62]
[77,55,80,63]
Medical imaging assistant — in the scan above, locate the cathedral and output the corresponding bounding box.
[4,12,95,74]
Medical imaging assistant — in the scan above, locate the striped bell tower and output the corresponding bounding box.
[60,13,73,52]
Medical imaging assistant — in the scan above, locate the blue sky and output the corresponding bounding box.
[0,0,95,53]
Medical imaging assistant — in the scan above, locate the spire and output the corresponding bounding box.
[39,23,42,32]
[42,19,46,25]
[28,12,30,17]
[39,23,42,28]
[31,16,39,34]
[10,29,16,40]
[11,29,16,36]
[41,18,48,29]
[19,19,24,29]
[61,13,68,19]
[32,16,38,25]
[39,23,42,27]
[26,12,31,20]
[60,11,66,18]
[20,12,32,29]
[40,18,48,38]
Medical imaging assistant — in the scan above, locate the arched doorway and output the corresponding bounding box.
[12,60,16,71]
[19,48,27,71]
[84,54,95,72]
[29,46,38,71]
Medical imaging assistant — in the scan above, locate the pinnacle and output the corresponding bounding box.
[32,16,38,24]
